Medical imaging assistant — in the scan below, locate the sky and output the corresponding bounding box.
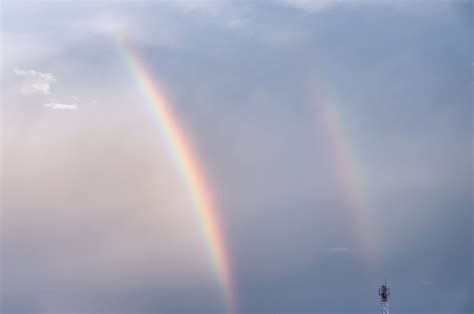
[1,0,472,313]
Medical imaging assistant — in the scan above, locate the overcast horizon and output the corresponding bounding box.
[1,1,472,313]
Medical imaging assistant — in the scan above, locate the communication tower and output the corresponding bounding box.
[378,280,390,314]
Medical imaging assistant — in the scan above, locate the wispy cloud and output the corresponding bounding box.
[14,68,56,95]
[168,0,229,17]
[43,103,78,111]
[276,0,344,11]
[326,247,358,253]
[415,280,433,287]
[275,0,396,12]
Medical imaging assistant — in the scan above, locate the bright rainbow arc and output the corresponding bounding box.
[118,40,237,313]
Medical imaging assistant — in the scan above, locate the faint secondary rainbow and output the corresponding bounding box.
[311,81,375,265]
[117,40,237,313]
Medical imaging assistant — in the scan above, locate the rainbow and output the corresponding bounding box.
[117,40,237,313]
[312,82,375,265]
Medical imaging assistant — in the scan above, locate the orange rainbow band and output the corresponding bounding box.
[118,40,237,313]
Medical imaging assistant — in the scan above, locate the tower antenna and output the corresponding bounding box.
[378,280,390,314]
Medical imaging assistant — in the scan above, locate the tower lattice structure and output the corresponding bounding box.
[378,281,390,314]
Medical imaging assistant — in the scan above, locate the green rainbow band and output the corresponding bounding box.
[117,40,237,313]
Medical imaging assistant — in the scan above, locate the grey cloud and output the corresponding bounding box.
[326,247,358,253]
[275,0,348,11]
[1,1,472,313]
[275,0,411,12]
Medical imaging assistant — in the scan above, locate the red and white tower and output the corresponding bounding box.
[378,280,390,314]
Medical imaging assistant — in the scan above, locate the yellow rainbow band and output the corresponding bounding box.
[119,42,237,313]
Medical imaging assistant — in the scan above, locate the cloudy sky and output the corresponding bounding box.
[1,1,472,313]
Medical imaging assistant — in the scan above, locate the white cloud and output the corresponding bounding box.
[43,103,78,111]
[14,68,56,95]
